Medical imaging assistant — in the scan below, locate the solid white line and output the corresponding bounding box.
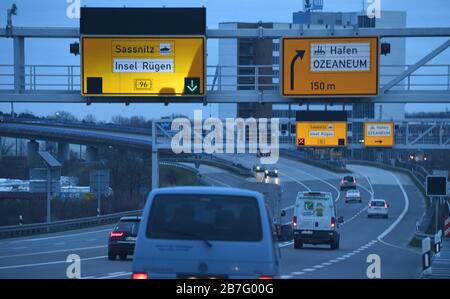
[81,276,95,279]
[0,256,106,270]
[377,171,409,241]
[109,271,126,276]
[0,245,107,259]
[280,172,311,191]
[98,272,132,279]
[9,228,112,243]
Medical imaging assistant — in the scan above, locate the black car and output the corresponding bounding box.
[108,216,141,260]
[340,175,357,191]
[265,167,279,178]
[253,165,266,173]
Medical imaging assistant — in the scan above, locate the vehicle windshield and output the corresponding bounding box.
[147,194,262,242]
[344,176,354,182]
[371,201,385,207]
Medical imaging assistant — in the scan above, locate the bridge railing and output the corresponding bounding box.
[1,64,449,92]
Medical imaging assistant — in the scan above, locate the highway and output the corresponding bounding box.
[0,154,425,279]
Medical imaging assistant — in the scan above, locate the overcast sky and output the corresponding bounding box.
[0,0,449,121]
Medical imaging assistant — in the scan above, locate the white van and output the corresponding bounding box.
[292,191,343,250]
[132,186,288,279]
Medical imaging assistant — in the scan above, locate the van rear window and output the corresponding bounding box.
[146,194,263,242]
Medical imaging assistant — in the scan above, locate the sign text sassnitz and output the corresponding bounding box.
[282,36,379,97]
[81,36,205,97]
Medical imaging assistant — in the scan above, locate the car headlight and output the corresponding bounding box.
[256,166,260,170]
[265,170,269,174]
[274,170,278,174]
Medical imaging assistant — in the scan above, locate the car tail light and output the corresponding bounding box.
[354,179,357,184]
[110,231,124,238]
[331,217,336,229]
[258,275,273,279]
[131,272,148,279]
[384,203,388,209]
[293,216,297,227]
[340,180,344,184]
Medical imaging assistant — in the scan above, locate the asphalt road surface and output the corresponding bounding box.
[0,154,425,279]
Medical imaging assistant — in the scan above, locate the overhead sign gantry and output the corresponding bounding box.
[282,36,379,97]
[80,7,206,99]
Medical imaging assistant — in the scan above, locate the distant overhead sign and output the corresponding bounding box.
[81,36,205,97]
[282,36,379,97]
[295,111,347,147]
[364,122,394,147]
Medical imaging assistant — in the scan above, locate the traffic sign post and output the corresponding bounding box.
[282,36,379,97]
[364,122,394,147]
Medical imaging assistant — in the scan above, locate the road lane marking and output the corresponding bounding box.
[9,228,112,243]
[313,265,324,269]
[376,172,410,243]
[291,271,305,275]
[97,272,132,279]
[280,275,293,279]
[329,259,339,263]
[0,255,106,270]
[0,245,106,259]
[278,241,294,248]
[280,173,311,191]
[322,262,332,266]
[302,268,315,272]
[279,162,340,202]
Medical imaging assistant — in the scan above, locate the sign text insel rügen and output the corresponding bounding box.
[310,43,370,72]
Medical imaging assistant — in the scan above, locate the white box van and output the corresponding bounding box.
[132,186,286,279]
[292,191,343,250]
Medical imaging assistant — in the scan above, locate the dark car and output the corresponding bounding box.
[265,167,279,178]
[108,216,141,260]
[253,165,266,173]
[340,175,357,191]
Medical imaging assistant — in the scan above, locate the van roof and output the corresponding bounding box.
[296,191,333,199]
[149,186,263,199]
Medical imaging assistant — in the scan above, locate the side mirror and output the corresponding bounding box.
[338,216,344,224]
[278,224,293,242]
[281,210,286,217]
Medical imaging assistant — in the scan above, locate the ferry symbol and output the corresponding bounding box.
[313,45,326,56]
[159,43,171,55]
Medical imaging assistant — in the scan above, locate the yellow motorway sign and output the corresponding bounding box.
[282,36,379,97]
[296,122,347,147]
[81,36,205,96]
[364,122,394,147]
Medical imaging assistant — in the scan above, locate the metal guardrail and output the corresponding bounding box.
[1,64,449,92]
[0,209,142,239]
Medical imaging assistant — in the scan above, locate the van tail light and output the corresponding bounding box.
[384,203,388,209]
[110,231,124,238]
[331,217,336,229]
[258,275,273,279]
[293,216,297,227]
[132,272,148,279]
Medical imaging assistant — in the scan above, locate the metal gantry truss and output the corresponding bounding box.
[0,26,450,103]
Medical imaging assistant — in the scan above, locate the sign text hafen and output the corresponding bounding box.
[311,43,371,72]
